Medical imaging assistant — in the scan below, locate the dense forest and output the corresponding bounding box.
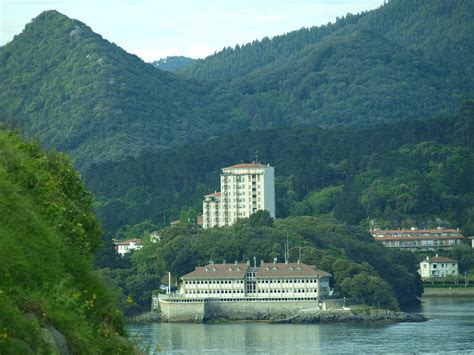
[0,131,135,353]
[1,0,473,169]
[151,56,196,72]
[84,101,474,235]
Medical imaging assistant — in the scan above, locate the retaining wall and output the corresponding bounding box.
[159,298,204,322]
[156,296,357,322]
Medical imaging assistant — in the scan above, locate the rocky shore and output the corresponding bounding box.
[271,307,427,324]
[134,307,426,324]
[127,311,161,323]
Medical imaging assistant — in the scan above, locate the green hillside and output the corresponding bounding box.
[0,11,215,169]
[151,56,196,72]
[0,131,134,353]
[84,101,474,235]
[1,0,473,168]
[181,0,474,96]
[214,29,453,128]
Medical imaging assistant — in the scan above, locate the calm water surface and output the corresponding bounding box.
[129,297,474,354]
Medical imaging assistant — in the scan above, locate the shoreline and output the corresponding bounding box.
[423,287,474,297]
[129,307,427,324]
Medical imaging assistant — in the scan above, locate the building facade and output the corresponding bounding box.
[419,256,459,278]
[178,261,332,300]
[203,163,275,228]
[113,238,143,256]
[371,228,464,251]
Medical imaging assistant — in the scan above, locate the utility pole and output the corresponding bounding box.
[168,272,171,295]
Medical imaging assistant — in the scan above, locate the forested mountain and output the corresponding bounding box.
[151,56,196,72]
[0,11,216,169]
[181,0,474,96]
[84,101,474,235]
[1,0,473,169]
[0,131,134,353]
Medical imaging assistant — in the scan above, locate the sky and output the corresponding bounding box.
[1,0,385,62]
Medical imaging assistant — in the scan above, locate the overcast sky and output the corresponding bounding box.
[1,0,385,61]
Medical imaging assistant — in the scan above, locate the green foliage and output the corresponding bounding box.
[85,107,474,235]
[247,210,274,227]
[0,131,134,353]
[151,56,197,72]
[95,235,165,316]
[153,216,422,310]
[340,272,399,310]
[0,11,212,170]
[2,1,473,170]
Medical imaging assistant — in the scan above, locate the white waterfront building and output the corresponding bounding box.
[418,255,459,278]
[177,261,332,300]
[203,163,275,229]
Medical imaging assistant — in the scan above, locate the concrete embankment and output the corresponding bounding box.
[272,308,427,324]
[423,287,474,297]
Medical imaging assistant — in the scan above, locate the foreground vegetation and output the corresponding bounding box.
[0,131,135,353]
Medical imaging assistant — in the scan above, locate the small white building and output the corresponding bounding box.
[419,255,459,278]
[149,231,160,243]
[469,236,474,249]
[114,238,143,256]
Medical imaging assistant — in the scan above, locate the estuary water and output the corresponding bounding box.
[128,297,474,354]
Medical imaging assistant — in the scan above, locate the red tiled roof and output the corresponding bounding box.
[429,257,459,263]
[372,229,461,235]
[376,235,463,241]
[205,192,221,197]
[256,263,331,279]
[181,263,249,279]
[223,163,269,170]
[181,262,331,279]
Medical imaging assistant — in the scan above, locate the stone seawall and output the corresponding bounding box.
[205,300,319,321]
[157,296,359,322]
[159,299,205,322]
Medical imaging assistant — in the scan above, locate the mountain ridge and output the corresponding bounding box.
[1,1,473,169]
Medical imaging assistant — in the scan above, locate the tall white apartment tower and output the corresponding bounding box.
[203,163,275,229]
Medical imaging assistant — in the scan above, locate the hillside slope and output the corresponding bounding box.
[181,0,474,93]
[0,11,214,168]
[1,1,472,168]
[0,131,134,353]
[83,102,474,234]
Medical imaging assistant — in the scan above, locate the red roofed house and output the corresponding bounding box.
[203,162,275,228]
[114,238,143,256]
[419,255,459,278]
[371,227,464,251]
